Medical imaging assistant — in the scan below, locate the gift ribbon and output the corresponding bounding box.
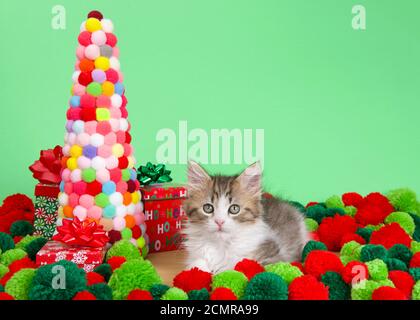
[136,162,173,185]
[29,145,63,185]
[53,217,109,247]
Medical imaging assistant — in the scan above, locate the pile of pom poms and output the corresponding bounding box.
[1,188,420,300]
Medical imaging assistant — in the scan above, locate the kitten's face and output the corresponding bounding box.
[184,161,263,234]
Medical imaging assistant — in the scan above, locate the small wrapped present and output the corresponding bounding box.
[36,218,109,271]
[140,183,187,253]
[29,146,63,239]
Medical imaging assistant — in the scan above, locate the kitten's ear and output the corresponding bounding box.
[237,162,262,196]
[187,160,211,190]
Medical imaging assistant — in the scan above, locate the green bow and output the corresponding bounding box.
[136,162,173,185]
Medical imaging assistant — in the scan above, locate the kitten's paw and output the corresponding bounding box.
[187,259,211,273]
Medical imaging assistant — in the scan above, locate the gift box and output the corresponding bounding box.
[33,184,60,239]
[141,184,187,253]
[36,240,106,272]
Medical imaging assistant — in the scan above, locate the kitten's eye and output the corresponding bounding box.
[228,204,240,215]
[202,203,214,215]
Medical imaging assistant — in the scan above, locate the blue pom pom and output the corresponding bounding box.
[102,181,116,195]
[103,205,116,218]
[114,83,124,95]
[59,181,65,192]
[70,96,81,107]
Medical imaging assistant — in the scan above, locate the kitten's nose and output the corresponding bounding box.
[215,219,225,227]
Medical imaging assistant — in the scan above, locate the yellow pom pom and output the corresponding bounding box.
[101,81,114,96]
[57,206,64,218]
[137,236,146,248]
[127,156,135,168]
[132,192,139,204]
[85,18,101,32]
[94,57,110,71]
[66,157,78,170]
[112,144,124,157]
[96,108,110,121]
[70,145,83,158]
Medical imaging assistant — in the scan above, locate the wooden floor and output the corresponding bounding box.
[147,249,188,285]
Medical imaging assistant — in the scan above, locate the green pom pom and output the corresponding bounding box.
[0,248,27,266]
[411,241,420,254]
[25,237,48,261]
[87,283,113,300]
[243,272,288,300]
[409,268,420,281]
[304,218,318,232]
[265,262,303,284]
[161,287,188,300]
[0,264,9,279]
[340,241,362,262]
[413,281,420,300]
[360,244,388,262]
[93,263,112,282]
[106,240,141,261]
[387,188,418,213]
[212,270,248,299]
[344,206,357,217]
[385,212,415,235]
[0,284,4,292]
[351,279,394,300]
[121,228,132,241]
[29,260,87,300]
[356,227,373,243]
[365,224,384,231]
[384,258,408,272]
[340,255,354,266]
[325,195,345,209]
[15,235,40,250]
[301,240,327,261]
[5,268,36,300]
[366,259,388,281]
[321,271,350,300]
[10,221,34,237]
[150,283,170,300]
[188,288,209,300]
[326,207,346,217]
[289,201,305,213]
[305,205,328,224]
[0,232,15,252]
[409,213,420,242]
[108,259,162,300]
[388,244,412,265]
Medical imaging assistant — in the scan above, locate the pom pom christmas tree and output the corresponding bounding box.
[57,11,148,255]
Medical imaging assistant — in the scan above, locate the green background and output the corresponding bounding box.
[0,0,419,203]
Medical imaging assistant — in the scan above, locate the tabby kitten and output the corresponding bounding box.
[183,161,309,273]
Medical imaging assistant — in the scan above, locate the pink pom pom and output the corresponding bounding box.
[72,84,86,96]
[64,182,73,194]
[91,30,107,46]
[98,145,113,158]
[105,156,118,170]
[84,44,100,60]
[62,168,71,182]
[88,206,102,220]
[73,182,87,195]
[68,193,80,207]
[77,133,91,146]
[70,169,82,183]
[116,181,128,193]
[96,95,111,108]
[113,217,126,231]
[104,132,117,145]
[79,195,94,209]
[74,205,87,220]
[96,168,110,183]
[84,121,97,135]
[76,45,85,60]
[77,156,91,169]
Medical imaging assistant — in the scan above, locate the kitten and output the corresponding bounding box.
[182,161,309,273]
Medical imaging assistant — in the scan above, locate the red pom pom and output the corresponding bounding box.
[372,286,407,300]
[234,259,264,280]
[0,292,14,300]
[73,291,97,300]
[13,236,23,243]
[81,108,97,121]
[317,214,358,251]
[210,288,238,300]
[127,289,153,300]
[86,272,105,285]
[78,72,93,86]
[291,261,305,273]
[85,181,102,196]
[288,275,329,300]
[310,231,320,241]
[370,223,412,249]
[342,192,363,207]
[0,194,35,233]
[305,201,319,208]
[131,225,141,239]
[355,192,394,225]
[341,261,368,284]
[78,31,92,46]
[0,272,14,286]
[80,94,96,108]
[304,250,343,279]
[8,257,36,273]
[118,156,128,169]
[105,33,117,47]
[388,270,415,298]
[107,256,126,271]
[87,10,103,19]
[173,267,212,292]
[107,230,122,244]
[340,233,366,247]
[409,252,420,268]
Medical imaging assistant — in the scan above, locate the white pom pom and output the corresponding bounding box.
[119,118,129,131]
[110,193,123,206]
[80,21,86,32]
[62,144,71,157]
[126,204,135,214]
[91,156,106,170]
[109,57,120,70]
[110,94,122,108]
[116,205,127,217]
[58,193,68,206]
[72,71,81,83]
[100,19,114,33]
[109,119,120,132]
[70,169,82,183]
[90,133,104,147]
[68,133,77,144]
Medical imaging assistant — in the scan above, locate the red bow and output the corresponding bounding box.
[29,145,63,185]
[53,217,109,247]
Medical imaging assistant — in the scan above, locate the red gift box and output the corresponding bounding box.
[35,183,60,198]
[36,241,106,272]
[141,184,187,253]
